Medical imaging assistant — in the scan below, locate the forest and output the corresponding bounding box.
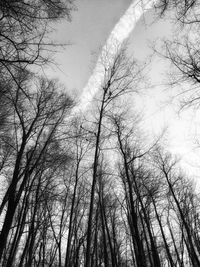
[0,0,200,266]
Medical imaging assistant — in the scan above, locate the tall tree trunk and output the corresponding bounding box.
[85,88,107,267]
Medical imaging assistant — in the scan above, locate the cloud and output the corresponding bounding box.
[72,0,157,115]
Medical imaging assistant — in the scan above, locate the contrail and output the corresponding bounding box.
[72,0,158,114]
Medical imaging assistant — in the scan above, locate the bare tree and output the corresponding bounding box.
[152,148,200,266]
[84,47,142,267]
[155,0,199,24]
[0,74,73,264]
[0,0,74,69]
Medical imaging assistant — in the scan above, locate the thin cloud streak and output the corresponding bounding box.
[72,0,158,115]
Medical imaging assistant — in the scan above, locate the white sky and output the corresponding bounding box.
[73,0,158,114]
[47,0,200,182]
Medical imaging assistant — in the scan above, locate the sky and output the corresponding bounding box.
[46,0,200,182]
[48,0,132,93]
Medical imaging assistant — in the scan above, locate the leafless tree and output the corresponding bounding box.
[0,73,73,264]
[84,47,142,267]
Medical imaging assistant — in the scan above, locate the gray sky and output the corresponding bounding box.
[48,0,132,93]
[46,0,200,180]
[48,0,171,90]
